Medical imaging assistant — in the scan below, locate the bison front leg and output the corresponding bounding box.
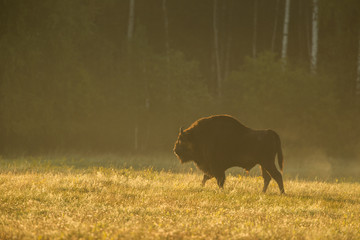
[215,172,226,189]
[201,175,213,186]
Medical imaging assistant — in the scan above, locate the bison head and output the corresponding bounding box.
[173,127,195,163]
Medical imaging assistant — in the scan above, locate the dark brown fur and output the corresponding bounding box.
[173,115,285,193]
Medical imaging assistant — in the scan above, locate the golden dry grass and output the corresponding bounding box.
[0,155,359,239]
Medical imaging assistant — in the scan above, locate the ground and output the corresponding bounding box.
[0,154,359,239]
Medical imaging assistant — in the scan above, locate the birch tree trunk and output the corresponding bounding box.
[127,0,135,42]
[213,0,222,99]
[162,0,170,62]
[223,35,232,82]
[311,0,319,74]
[356,32,360,96]
[162,0,172,111]
[252,0,258,58]
[281,0,291,66]
[127,0,138,150]
[305,1,312,59]
[271,0,280,52]
[222,0,232,82]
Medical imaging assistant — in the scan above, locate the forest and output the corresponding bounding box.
[0,0,360,162]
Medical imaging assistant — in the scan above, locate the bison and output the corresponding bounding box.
[173,115,285,194]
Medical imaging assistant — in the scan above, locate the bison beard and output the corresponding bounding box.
[173,115,285,194]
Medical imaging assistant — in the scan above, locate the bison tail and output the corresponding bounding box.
[277,140,284,172]
[269,130,284,172]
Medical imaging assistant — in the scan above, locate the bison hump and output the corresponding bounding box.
[185,115,249,136]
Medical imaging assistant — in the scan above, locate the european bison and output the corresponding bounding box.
[173,115,285,194]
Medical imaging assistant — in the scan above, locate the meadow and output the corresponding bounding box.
[0,154,359,239]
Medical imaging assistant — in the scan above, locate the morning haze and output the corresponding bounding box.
[0,1,359,238]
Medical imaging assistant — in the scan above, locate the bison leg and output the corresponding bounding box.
[261,166,271,193]
[262,163,285,194]
[201,175,213,186]
[215,172,226,189]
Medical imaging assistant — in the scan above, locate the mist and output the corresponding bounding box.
[0,0,359,179]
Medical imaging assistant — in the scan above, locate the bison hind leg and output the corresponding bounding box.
[262,163,285,194]
[201,174,213,186]
[261,166,271,193]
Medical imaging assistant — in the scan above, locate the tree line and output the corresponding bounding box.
[0,0,359,160]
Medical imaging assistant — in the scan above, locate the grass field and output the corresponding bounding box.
[0,154,359,239]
